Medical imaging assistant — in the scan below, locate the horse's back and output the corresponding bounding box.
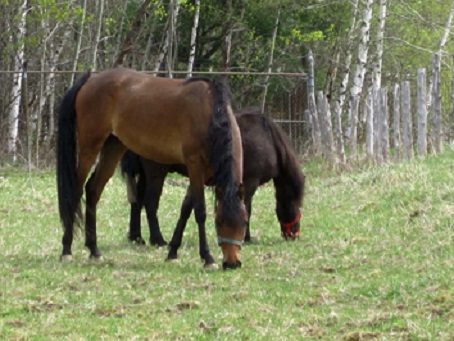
[75,68,213,165]
[236,112,279,185]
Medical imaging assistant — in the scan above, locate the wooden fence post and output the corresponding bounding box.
[373,89,381,163]
[401,81,413,161]
[365,91,374,160]
[317,91,336,165]
[431,53,442,154]
[349,95,359,158]
[379,88,390,162]
[307,50,321,154]
[332,100,346,163]
[392,83,401,162]
[417,68,427,157]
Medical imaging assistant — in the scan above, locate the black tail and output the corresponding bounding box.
[207,79,242,226]
[120,150,143,179]
[56,72,91,233]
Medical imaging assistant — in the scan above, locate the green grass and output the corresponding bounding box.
[1,150,453,340]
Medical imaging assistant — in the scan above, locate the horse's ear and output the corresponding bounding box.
[237,184,245,200]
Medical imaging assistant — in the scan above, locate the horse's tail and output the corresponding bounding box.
[120,150,142,179]
[120,150,142,204]
[207,79,242,224]
[56,72,91,233]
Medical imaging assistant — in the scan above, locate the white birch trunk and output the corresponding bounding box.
[8,0,28,163]
[372,0,387,92]
[426,3,454,111]
[153,16,170,75]
[187,0,200,78]
[166,0,181,78]
[347,0,373,140]
[336,0,359,112]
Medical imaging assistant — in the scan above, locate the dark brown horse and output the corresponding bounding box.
[56,68,247,269]
[121,109,305,260]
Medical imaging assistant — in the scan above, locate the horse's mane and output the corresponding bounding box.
[186,77,243,226]
[237,107,305,202]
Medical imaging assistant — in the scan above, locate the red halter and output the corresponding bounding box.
[281,211,302,239]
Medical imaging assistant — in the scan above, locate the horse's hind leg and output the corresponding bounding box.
[61,145,101,261]
[85,135,127,258]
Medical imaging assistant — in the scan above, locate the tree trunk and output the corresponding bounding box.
[187,0,200,78]
[113,0,153,68]
[261,5,281,115]
[426,3,454,112]
[70,0,87,85]
[91,0,105,70]
[372,0,387,92]
[8,0,28,163]
[347,0,373,140]
[335,0,359,112]
[166,0,181,78]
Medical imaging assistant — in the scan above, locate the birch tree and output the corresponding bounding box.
[186,0,200,77]
[8,0,28,163]
[426,2,454,110]
[372,0,387,92]
[347,0,374,141]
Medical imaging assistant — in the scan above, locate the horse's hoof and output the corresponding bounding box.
[89,254,103,261]
[60,254,73,262]
[204,263,219,271]
[166,256,178,262]
[150,240,168,247]
[131,237,146,245]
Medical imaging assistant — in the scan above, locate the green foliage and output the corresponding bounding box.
[1,149,454,339]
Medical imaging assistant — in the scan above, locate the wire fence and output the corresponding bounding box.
[0,70,309,166]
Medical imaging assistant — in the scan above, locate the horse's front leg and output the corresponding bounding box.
[191,187,216,269]
[167,188,193,260]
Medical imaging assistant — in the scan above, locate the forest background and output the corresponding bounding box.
[1,0,454,166]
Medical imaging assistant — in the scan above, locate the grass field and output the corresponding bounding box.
[0,149,453,340]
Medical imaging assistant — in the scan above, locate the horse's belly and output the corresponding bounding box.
[113,125,184,164]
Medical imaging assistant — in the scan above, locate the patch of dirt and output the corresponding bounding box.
[343,331,381,341]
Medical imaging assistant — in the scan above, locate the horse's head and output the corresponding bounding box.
[215,186,248,269]
[276,196,302,240]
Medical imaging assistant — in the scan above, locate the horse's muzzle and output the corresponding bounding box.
[223,260,242,270]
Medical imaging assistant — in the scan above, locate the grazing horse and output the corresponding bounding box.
[56,68,247,269]
[121,109,305,259]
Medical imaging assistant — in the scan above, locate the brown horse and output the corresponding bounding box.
[121,109,305,260]
[56,68,247,269]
